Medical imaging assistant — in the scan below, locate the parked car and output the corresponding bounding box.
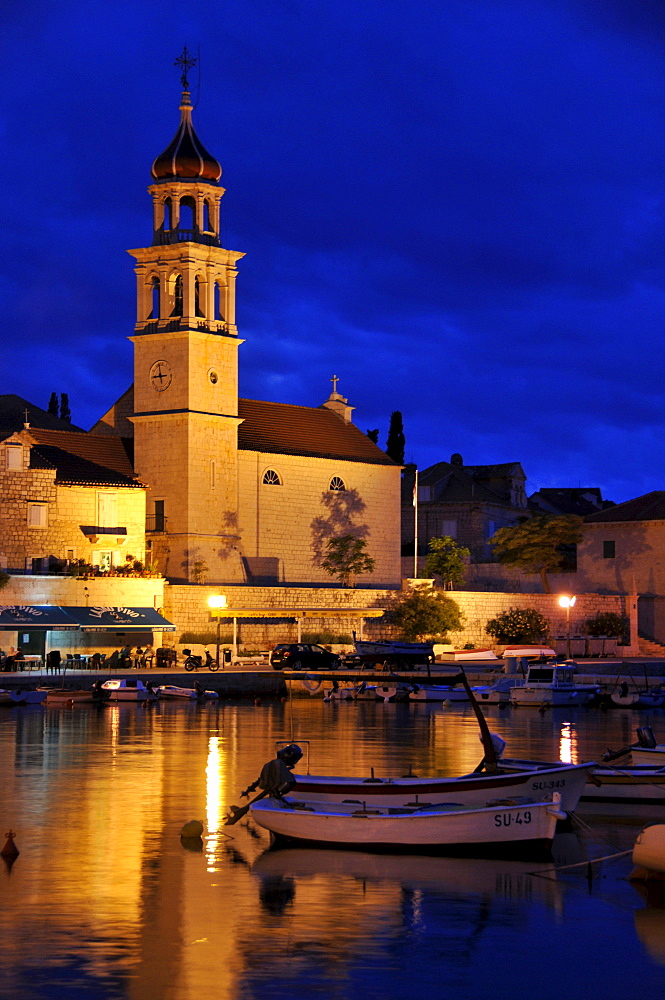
[270,643,341,671]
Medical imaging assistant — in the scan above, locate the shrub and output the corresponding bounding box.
[301,632,354,645]
[585,613,628,638]
[485,607,550,644]
[179,631,233,645]
[385,588,465,642]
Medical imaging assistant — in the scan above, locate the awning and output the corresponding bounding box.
[58,607,176,632]
[0,606,79,630]
[209,608,385,619]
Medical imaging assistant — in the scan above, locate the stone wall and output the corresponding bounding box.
[237,452,401,587]
[163,583,630,652]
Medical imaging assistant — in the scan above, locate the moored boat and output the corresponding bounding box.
[250,793,566,857]
[0,688,47,706]
[578,764,665,806]
[289,758,594,814]
[155,684,219,700]
[45,689,96,705]
[509,662,600,708]
[101,678,158,702]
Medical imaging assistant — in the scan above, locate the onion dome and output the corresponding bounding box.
[152,90,221,183]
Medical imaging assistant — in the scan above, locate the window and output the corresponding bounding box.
[262,470,281,485]
[6,444,22,470]
[171,275,183,317]
[329,476,346,491]
[195,276,205,318]
[28,503,47,528]
[149,277,160,320]
[603,540,615,559]
[214,282,225,321]
[97,492,117,527]
[154,500,165,532]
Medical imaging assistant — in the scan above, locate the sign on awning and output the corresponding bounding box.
[0,606,78,630]
[58,607,176,632]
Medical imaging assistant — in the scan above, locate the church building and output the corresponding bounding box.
[83,68,401,588]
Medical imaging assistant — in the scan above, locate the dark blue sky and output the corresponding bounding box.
[6,0,665,503]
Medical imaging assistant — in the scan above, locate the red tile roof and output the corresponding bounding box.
[585,491,665,523]
[27,428,137,481]
[237,399,396,465]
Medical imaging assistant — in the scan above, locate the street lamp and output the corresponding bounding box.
[558,595,577,659]
[208,595,228,669]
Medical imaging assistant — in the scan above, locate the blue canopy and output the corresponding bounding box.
[58,607,176,632]
[0,606,78,630]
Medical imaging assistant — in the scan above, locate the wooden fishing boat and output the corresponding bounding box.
[631,744,665,766]
[101,678,157,702]
[250,793,566,856]
[408,682,472,702]
[45,688,96,705]
[289,758,594,813]
[509,662,600,708]
[578,764,665,806]
[0,688,47,706]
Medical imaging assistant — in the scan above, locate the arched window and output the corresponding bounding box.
[149,276,160,320]
[164,197,172,231]
[329,476,346,491]
[214,282,225,321]
[262,469,281,486]
[179,196,195,233]
[171,274,183,317]
[195,276,205,318]
[203,199,212,232]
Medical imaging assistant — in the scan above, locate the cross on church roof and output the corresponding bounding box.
[330,374,339,394]
[174,46,196,90]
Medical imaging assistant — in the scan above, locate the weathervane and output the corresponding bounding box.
[174,46,197,90]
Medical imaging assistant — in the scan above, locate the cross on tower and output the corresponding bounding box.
[330,374,339,395]
[174,46,197,90]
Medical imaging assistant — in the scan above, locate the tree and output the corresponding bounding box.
[366,429,379,444]
[485,607,550,644]
[422,536,470,589]
[585,612,627,639]
[321,535,375,588]
[386,411,405,464]
[0,570,9,591]
[47,392,59,416]
[385,587,465,641]
[488,514,584,593]
[59,393,71,423]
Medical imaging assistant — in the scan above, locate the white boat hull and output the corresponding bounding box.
[633,824,665,876]
[408,684,470,702]
[579,765,665,805]
[101,679,157,702]
[250,795,564,855]
[610,692,665,709]
[510,687,596,708]
[290,759,593,813]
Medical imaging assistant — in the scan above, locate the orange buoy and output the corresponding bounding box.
[1,830,19,858]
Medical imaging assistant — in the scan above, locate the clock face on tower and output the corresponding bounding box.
[150,360,173,392]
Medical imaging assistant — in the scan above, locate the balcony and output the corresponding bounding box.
[146,514,168,533]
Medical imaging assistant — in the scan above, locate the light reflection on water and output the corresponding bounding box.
[1,697,665,999]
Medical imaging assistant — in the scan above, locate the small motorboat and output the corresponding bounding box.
[509,662,600,708]
[609,682,665,709]
[0,688,47,706]
[155,684,219,700]
[408,682,471,703]
[250,793,566,857]
[631,824,665,880]
[101,678,158,702]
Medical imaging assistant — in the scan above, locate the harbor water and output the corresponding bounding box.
[2,692,665,999]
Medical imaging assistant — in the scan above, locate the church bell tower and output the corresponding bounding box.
[129,49,245,583]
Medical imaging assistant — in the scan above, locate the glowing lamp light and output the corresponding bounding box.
[208,595,228,669]
[558,595,577,659]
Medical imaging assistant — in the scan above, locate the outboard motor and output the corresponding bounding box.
[636,726,657,749]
